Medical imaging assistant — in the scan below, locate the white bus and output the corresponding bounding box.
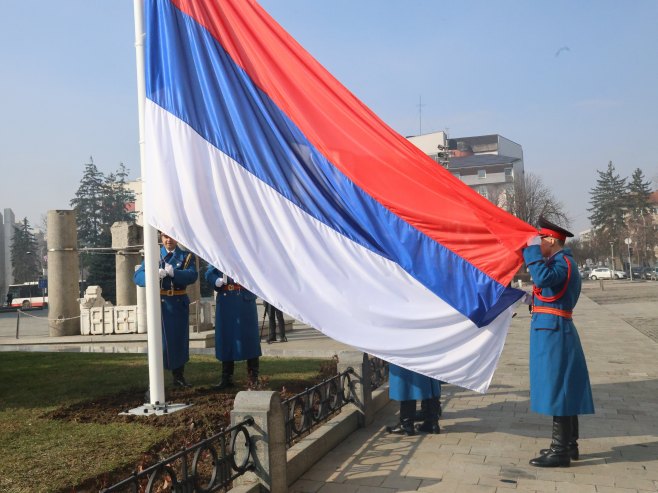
[6,281,47,309]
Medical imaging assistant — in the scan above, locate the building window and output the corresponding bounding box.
[505,168,513,180]
[476,185,488,199]
[478,169,486,179]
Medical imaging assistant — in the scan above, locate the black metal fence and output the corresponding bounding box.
[101,416,255,493]
[369,356,388,390]
[282,367,354,448]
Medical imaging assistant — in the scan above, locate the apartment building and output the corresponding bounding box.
[407,131,525,210]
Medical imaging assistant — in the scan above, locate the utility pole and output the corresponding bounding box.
[610,242,614,271]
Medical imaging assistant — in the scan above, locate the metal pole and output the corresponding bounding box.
[628,242,633,281]
[15,309,20,339]
[610,242,615,271]
[134,0,166,406]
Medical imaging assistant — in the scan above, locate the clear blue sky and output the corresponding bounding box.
[1,1,656,234]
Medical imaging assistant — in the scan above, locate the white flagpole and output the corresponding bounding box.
[133,0,166,406]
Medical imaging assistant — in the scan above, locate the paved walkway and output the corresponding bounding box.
[2,284,658,491]
[290,285,658,492]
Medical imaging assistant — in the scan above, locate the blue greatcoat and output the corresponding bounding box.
[134,246,198,371]
[205,266,262,362]
[389,364,441,401]
[523,246,594,416]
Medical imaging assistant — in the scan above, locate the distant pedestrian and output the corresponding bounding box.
[522,216,594,467]
[206,266,262,390]
[133,231,198,388]
[5,292,13,307]
[265,301,287,343]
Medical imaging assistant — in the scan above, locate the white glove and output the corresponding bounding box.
[158,268,167,279]
[215,276,226,287]
[164,263,175,277]
[520,292,533,305]
[526,235,542,247]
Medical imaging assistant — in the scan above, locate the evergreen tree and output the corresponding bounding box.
[70,157,105,246]
[587,161,628,266]
[70,157,105,297]
[626,168,656,266]
[11,218,40,283]
[70,158,136,302]
[102,163,136,226]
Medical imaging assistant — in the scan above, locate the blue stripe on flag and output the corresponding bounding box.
[145,0,509,325]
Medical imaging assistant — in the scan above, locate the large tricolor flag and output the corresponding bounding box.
[142,0,537,392]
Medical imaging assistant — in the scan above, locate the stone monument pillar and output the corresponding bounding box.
[47,210,80,336]
[111,222,143,307]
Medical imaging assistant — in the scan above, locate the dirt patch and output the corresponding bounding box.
[48,358,338,492]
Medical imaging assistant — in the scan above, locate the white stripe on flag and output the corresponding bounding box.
[144,102,511,392]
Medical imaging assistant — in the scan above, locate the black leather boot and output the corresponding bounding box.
[414,398,442,421]
[540,415,579,460]
[386,400,416,436]
[247,357,260,388]
[416,398,440,434]
[414,399,427,422]
[172,366,192,388]
[530,416,572,467]
[212,361,235,391]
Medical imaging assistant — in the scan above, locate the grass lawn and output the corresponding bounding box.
[0,352,332,493]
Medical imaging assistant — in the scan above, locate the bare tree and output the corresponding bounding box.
[509,172,570,227]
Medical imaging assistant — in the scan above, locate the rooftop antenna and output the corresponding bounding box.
[417,95,426,135]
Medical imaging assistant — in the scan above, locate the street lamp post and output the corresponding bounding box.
[609,242,614,271]
[625,238,633,280]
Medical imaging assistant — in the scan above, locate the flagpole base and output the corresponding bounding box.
[121,402,192,416]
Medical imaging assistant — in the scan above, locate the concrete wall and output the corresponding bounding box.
[407,131,447,155]
[230,352,390,492]
[497,135,524,160]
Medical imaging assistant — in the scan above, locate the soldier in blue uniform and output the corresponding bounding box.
[205,266,262,390]
[386,364,442,435]
[134,232,198,387]
[523,216,594,467]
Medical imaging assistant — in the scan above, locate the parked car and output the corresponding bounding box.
[589,267,627,280]
[626,266,644,279]
[644,267,658,280]
[578,266,592,278]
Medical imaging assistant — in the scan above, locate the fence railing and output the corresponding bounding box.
[281,367,354,448]
[101,416,255,493]
[369,356,388,390]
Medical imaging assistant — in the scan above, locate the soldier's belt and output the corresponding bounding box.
[220,283,242,292]
[531,306,573,319]
[160,289,187,296]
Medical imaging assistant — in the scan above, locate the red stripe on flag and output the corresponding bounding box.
[170,0,536,284]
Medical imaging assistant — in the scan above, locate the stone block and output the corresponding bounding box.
[111,222,143,250]
[115,306,138,334]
